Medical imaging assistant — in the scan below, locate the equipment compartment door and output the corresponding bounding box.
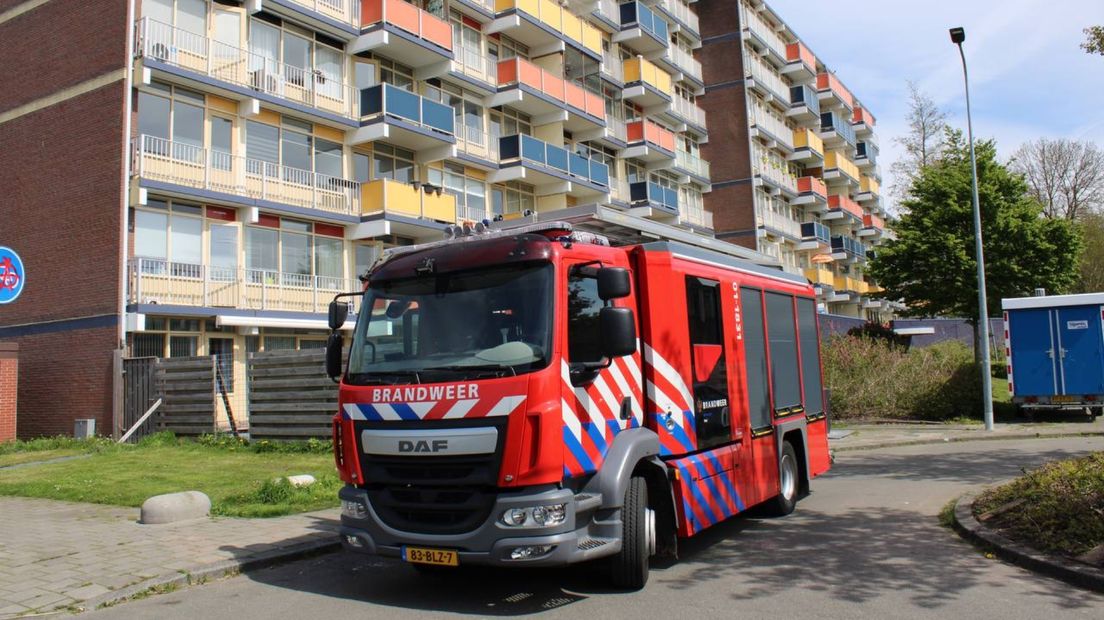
[1008,308,1058,397]
[1056,306,1104,395]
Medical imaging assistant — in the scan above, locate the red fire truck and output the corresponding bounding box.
[327,222,830,589]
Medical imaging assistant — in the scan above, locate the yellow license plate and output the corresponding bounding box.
[1051,395,1078,403]
[403,546,458,567]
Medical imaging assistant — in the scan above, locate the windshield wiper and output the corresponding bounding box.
[428,364,518,377]
[347,370,422,385]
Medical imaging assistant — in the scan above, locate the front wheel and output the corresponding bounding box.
[610,476,653,590]
[766,442,799,517]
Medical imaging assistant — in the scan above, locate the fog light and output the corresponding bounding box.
[502,508,528,526]
[345,535,363,548]
[509,545,554,560]
[341,499,368,520]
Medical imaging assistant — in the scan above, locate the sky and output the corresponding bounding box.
[767,0,1104,212]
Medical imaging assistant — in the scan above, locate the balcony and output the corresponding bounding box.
[630,181,679,214]
[857,174,880,204]
[758,208,800,240]
[859,213,885,239]
[852,105,876,135]
[353,84,455,155]
[356,0,453,67]
[651,43,703,86]
[745,55,790,108]
[820,110,857,148]
[624,119,676,161]
[450,45,498,90]
[655,0,699,38]
[361,178,457,227]
[134,19,357,122]
[799,221,831,251]
[855,140,878,170]
[680,205,713,230]
[670,95,707,130]
[623,57,673,107]
[600,46,625,84]
[831,235,867,261]
[804,267,834,287]
[793,176,827,209]
[749,101,794,153]
[128,258,359,314]
[741,6,787,66]
[491,58,606,131]
[454,126,500,165]
[615,1,669,54]
[781,41,816,84]
[787,83,820,122]
[132,135,359,216]
[816,72,853,111]
[823,151,860,187]
[493,134,610,197]
[490,0,602,58]
[825,194,863,223]
[752,144,798,195]
[283,0,359,28]
[788,128,824,166]
[832,274,866,294]
[674,149,710,182]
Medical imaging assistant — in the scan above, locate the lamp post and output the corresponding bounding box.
[950,26,994,431]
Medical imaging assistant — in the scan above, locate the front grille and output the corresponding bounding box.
[356,419,505,536]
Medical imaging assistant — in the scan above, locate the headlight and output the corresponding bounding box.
[500,503,567,527]
[341,499,368,519]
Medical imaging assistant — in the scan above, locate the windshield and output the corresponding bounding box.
[346,262,553,384]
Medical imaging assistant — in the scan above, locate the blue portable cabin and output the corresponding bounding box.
[1001,292,1104,413]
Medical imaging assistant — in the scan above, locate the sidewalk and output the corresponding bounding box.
[831,416,1104,451]
[0,497,339,617]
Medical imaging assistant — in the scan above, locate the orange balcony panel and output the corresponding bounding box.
[853,106,876,127]
[362,0,452,51]
[816,72,853,108]
[497,58,605,119]
[863,213,885,229]
[798,175,827,197]
[627,119,676,152]
[786,42,816,68]
[828,194,863,218]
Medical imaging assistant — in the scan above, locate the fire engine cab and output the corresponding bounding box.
[328,221,831,589]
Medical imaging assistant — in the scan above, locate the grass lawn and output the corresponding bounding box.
[0,434,341,518]
[0,449,88,468]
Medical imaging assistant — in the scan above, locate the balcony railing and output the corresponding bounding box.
[852,105,876,128]
[133,135,359,215]
[676,149,710,179]
[664,45,703,82]
[793,128,824,155]
[672,95,706,127]
[831,235,867,258]
[611,177,632,202]
[601,47,625,82]
[135,18,357,118]
[361,83,454,135]
[129,258,357,314]
[856,141,878,166]
[801,221,830,242]
[824,151,860,181]
[863,213,885,230]
[749,100,793,148]
[287,0,359,26]
[833,274,867,294]
[630,181,678,212]
[627,119,676,152]
[497,58,606,119]
[745,54,790,103]
[495,0,603,56]
[620,1,669,42]
[816,72,853,109]
[362,0,453,51]
[455,126,500,162]
[804,267,833,286]
[741,5,787,60]
[608,116,628,142]
[361,178,457,222]
[623,57,673,95]
[797,175,827,197]
[820,110,857,146]
[752,143,798,192]
[499,135,610,187]
[452,44,497,85]
[758,208,800,238]
[681,205,712,229]
[860,174,880,196]
[790,84,820,115]
[828,194,863,219]
[786,42,816,68]
[657,0,699,35]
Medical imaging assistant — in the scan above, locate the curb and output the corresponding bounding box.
[951,492,1104,593]
[833,430,1104,452]
[75,536,342,612]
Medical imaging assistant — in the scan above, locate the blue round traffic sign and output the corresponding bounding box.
[0,246,24,304]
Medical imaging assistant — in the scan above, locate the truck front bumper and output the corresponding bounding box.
[337,485,621,567]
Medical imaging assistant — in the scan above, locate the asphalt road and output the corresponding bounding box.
[88,437,1104,619]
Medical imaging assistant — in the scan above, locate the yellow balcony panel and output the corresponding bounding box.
[805,267,833,286]
[824,150,860,186]
[492,0,602,58]
[860,174,880,195]
[622,57,672,107]
[361,178,457,222]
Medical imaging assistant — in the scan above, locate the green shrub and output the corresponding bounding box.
[823,335,982,421]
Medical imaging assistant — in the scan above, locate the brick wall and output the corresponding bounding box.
[0,343,17,442]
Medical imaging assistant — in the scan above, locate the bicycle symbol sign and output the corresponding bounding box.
[0,247,24,304]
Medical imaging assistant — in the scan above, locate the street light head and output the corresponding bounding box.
[949,27,966,44]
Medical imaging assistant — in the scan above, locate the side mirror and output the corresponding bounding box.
[597,267,631,300]
[600,307,636,358]
[328,300,350,330]
[325,332,345,381]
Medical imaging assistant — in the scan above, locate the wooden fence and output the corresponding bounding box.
[121,357,159,442]
[247,349,338,440]
[156,356,219,436]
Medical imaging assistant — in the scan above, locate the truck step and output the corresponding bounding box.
[574,493,602,513]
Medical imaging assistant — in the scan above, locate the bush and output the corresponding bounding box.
[823,335,982,421]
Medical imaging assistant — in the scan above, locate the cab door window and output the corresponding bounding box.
[567,271,604,364]
[686,277,729,449]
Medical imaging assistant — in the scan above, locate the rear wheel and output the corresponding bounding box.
[766,442,799,517]
[610,476,652,590]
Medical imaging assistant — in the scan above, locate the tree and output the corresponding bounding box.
[1011,138,1104,220]
[890,82,947,203]
[1079,213,1104,292]
[870,129,1082,331]
[1083,26,1104,55]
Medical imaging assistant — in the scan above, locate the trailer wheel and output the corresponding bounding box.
[610,475,651,590]
[766,442,799,517]
[1094,407,1104,418]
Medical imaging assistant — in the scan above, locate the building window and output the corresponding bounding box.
[429,163,486,221]
[137,81,206,160]
[248,18,345,92]
[489,108,531,138]
[245,116,341,177]
[244,214,346,284]
[372,144,417,183]
[378,58,415,90]
[490,181,535,216]
[134,199,204,276]
[428,81,485,145]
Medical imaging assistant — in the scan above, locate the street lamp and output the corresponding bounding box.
[950,26,995,431]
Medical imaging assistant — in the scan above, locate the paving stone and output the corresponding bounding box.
[63,584,111,600]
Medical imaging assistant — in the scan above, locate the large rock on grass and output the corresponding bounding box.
[140,491,211,524]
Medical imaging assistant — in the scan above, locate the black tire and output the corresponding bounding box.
[1094,407,1104,418]
[766,442,799,517]
[610,476,651,590]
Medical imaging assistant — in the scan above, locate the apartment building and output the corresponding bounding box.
[0,0,732,436]
[697,0,897,319]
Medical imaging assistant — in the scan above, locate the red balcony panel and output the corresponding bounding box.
[498,58,605,119]
[798,175,827,197]
[863,213,884,229]
[362,0,452,50]
[786,42,816,68]
[628,119,675,151]
[816,72,853,108]
[828,194,863,218]
[853,106,876,127]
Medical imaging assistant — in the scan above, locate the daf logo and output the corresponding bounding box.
[398,439,449,453]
